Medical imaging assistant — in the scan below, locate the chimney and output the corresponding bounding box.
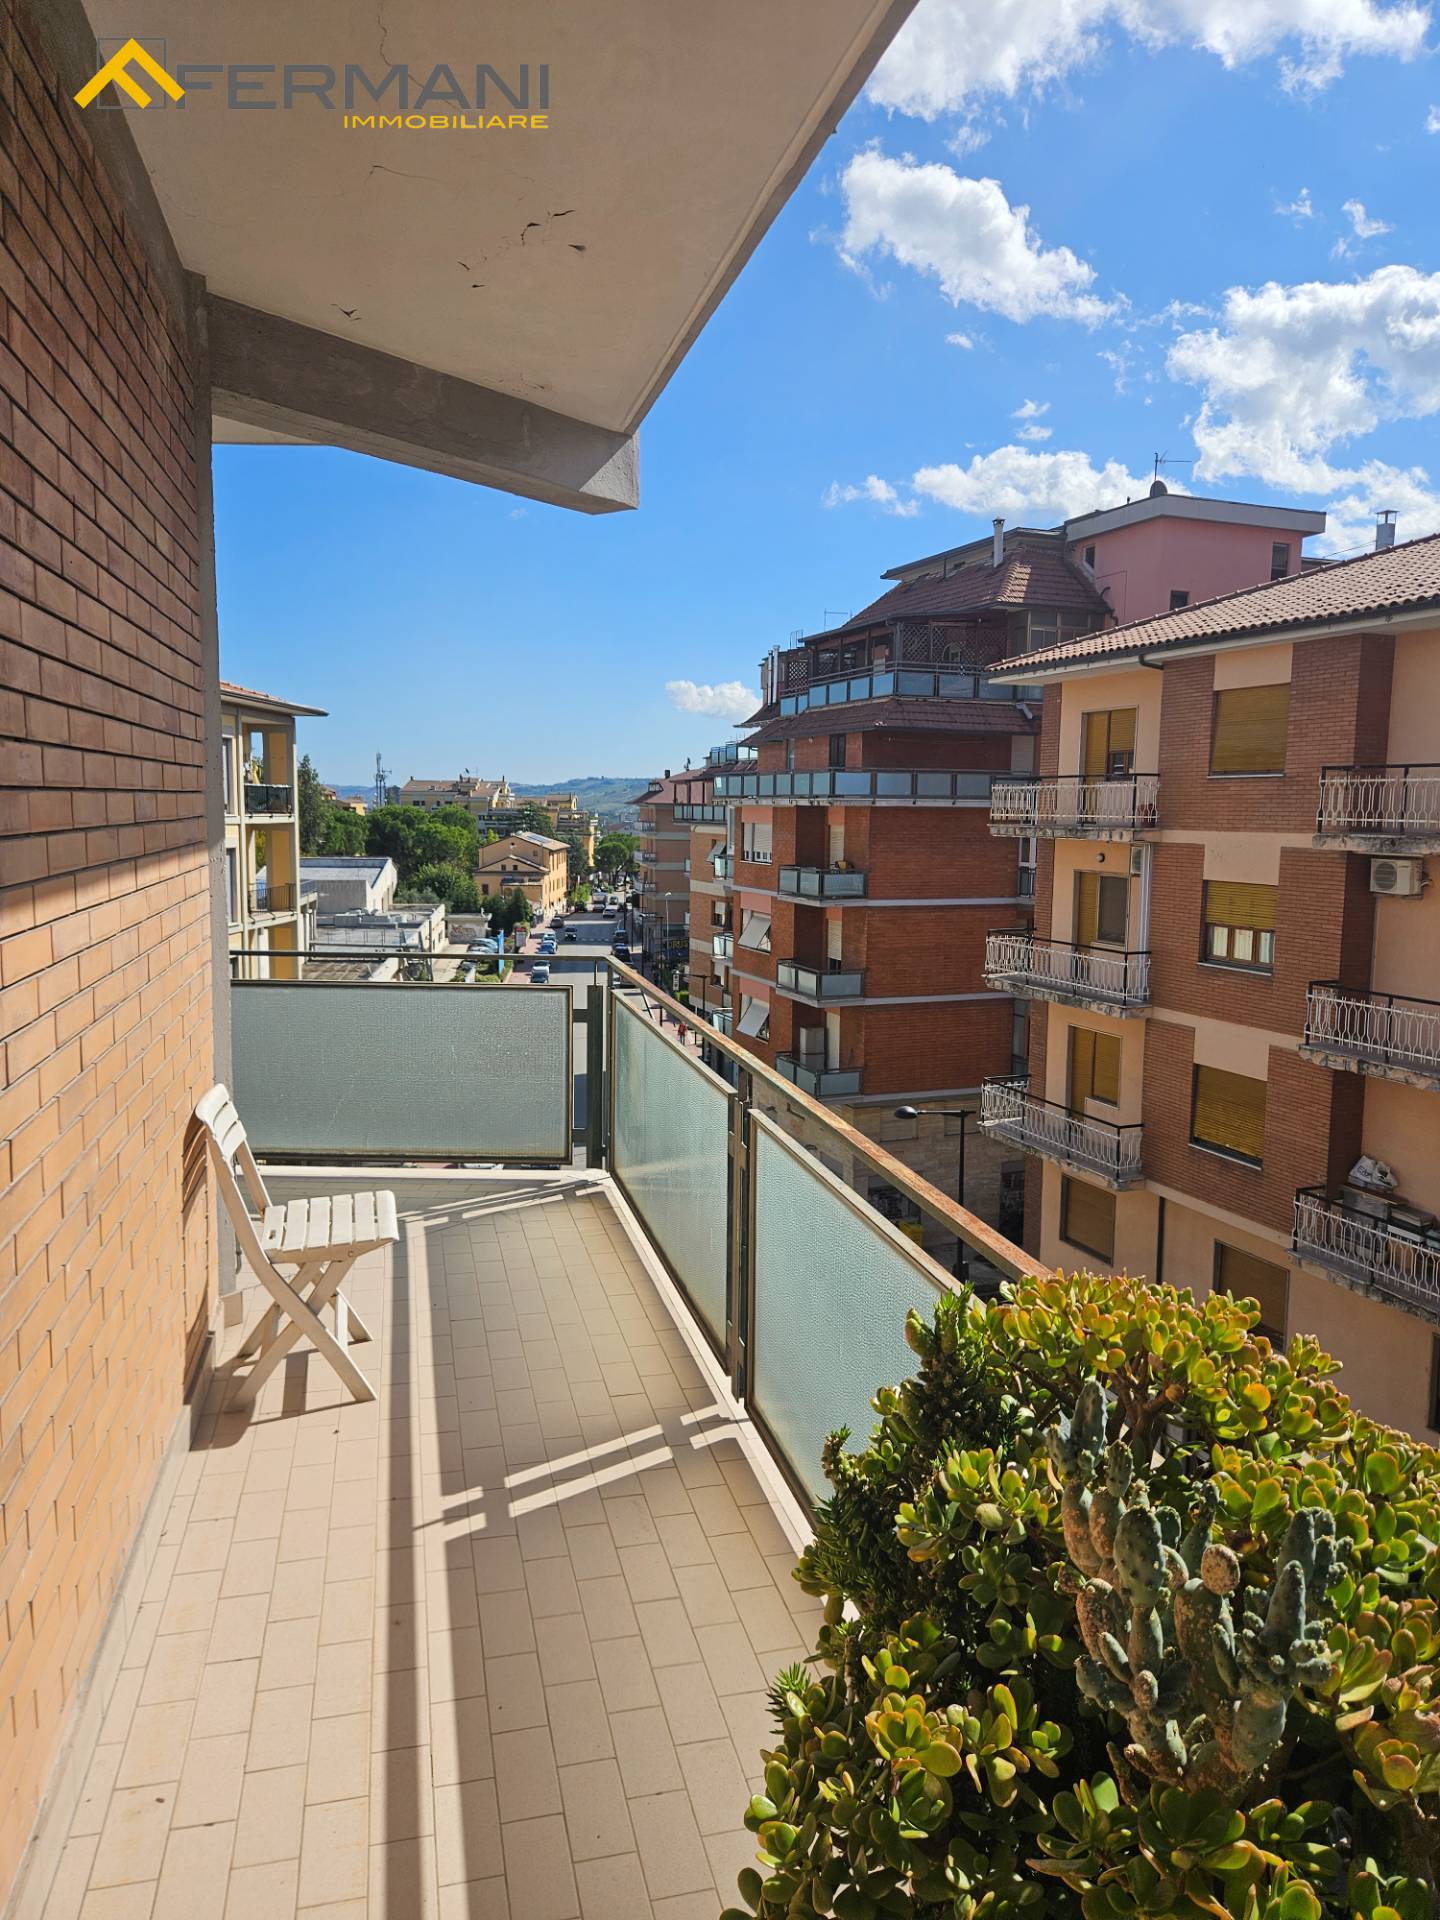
[992,516,1005,568]
[1376,510,1397,551]
[663,768,671,779]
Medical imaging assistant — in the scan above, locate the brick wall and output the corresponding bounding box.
[0,3,216,1890]
[852,997,1013,1096]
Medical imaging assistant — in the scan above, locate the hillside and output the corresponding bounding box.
[328,775,650,817]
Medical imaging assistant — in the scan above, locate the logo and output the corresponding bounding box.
[75,38,185,109]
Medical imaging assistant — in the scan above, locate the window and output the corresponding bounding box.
[1203,881,1277,972]
[221,734,235,812]
[738,910,772,952]
[1084,543,1097,569]
[828,733,847,771]
[1210,684,1290,774]
[741,820,772,864]
[1081,707,1137,778]
[784,739,796,770]
[1214,1243,1288,1345]
[1169,590,1190,610]
[224,848,238,924]
[1191,1065,1266,1164]
[1068,1026,1121,1109]
[1270,542,1290,582]
[1074,870,1128,947]
[1061,1177,1115,1262]
[737,994,770,1040]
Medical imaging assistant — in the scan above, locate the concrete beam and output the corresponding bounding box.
[207,297,639,514]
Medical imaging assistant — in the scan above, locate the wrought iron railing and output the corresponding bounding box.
[984,930,1150,1008]
[775,962,864,1001]
[776,867,867,899]
[980,1075,1144,1185]
[1304,981,1440,1079]
[989,773,1159,835]
[243,781,293,815]
[775,1056,863,1099]
[247,881,297,915]
[714,769,996,804]
[1293,1187,1440,1318]
[1316,764,1440,839]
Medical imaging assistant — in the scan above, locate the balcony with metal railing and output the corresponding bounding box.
[776,866,867,900]
[774,1055,863,1099]
[247,879,298,917]
[774,961,865,1004]
[713,768,996,806]
[988,773,1160,840]
[979,1075,1145,1188]
[1301,981,1440,1089]
[983,930,1150,1015]
[1315,763,1440,852]
[1293,1186,1440,1322]
[243,780,294,816]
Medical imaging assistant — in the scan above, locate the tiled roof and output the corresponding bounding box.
[219,678,327,717]
[995,531,1440,674]
[630,774,687,806]
[749,698,1036,744]
[837,544,1106,633]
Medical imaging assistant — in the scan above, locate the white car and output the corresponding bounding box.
[530,962,551,984]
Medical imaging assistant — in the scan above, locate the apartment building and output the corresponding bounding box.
[474,830,569,916]
[982,528,1440,1438]
[631,771,692,973]
[676,753,738,1024]
[221,682,326,979]
[536,792,600,866]
[398,773,513,812]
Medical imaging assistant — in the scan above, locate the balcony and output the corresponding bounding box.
[1301,981,1440,1089]
[983,930,1150,1015]
[989,773,1160,840]
[674,802,727,823]
[776,866,867,900]
[712,768,996,806]
[775,1055,863,1099]
[771,662,1044,719]
[713,853,732,881]
[980,1075,1145,1188]
[775,961,865,1004]
[1293,1186,1440,1322]
[1315,763,1440,852]
[247,879,297,916]
[243,779,293,815]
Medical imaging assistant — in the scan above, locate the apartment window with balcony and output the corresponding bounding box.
[1203,881,1277,972]
[1210,685,1290,775]
[1213,1243,1288,1345]
[1270,542,1291,581]
[738,911,772,953]
[1061,1176,1115,1262]
[1075,870,1128,948]
[741,821,772,864]
[1191,1065,1266,1165]
[828,733,847,770]
[737,994,770,1040]
[1081,707,1137,779]
[1068,1025,1121,1109]
[1169,590,1190,610]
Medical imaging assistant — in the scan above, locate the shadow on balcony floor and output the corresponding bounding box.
[42,1174,817,1920]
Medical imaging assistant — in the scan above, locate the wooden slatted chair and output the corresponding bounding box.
[196,1084,397,1408]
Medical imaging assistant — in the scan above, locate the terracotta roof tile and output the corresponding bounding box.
[840,545,1106,631]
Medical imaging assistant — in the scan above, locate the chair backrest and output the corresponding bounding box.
[195,1084,273,1271]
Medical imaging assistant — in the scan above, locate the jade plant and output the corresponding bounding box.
[721,1272,1440,1920]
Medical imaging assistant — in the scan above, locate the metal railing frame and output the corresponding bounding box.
[776,866,867,899]
[989,772,1160,834]
[1304,980,1440,1078]
[984,929,1151,1007]
[1316,763,1440,837]
[775,961,865,1002]
[714,768,997,804]
[1293,1185,1440,1318]
[979,1073,1145,1185]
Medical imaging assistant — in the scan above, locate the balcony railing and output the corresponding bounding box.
[675,803,727,823]
[247,881,297,916]
[776,866,867,899]
[243,780,293,816]
[775,1055,863,1099]
[775,961,864,1002]
[1316,763,1440,845]
[1302,981,1440,1086]
[989,773,1160,838]
[984,930,1150,1011]
[713,768,996,804]
[773,663,1044,718]
[980,1075,1145,1187]
[1293,1187,1440,1320]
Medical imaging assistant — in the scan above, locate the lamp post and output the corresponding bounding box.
[893,1104,975,1282]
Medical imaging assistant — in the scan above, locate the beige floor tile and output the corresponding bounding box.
[477,1590,536,1660]
[429,1624,486,1702]
[654,1665,729,1747]
[172,1731,248,1828]
[258,1616,320,1692]
[484,1653,546,1732]
[370,1744,436,1840]
[633,1600,701,1671]
[492,1727,561,1825]
[319,1577,374,1646]
[437,1876,509,1920]
[137,1632,209,1707]
[616,1546,678,1606]
[541,1681,612,1766]
[628,1792,713,1901]
[232,1762,307,1868]
[267,1557,325,1623]
[652,1894,727,1919]
[77,1885,158,1920]
[693,1623,767,1697]
[190,1657,260,1739]
[151,1817,235,1920]
[247,1685,313,1771]
[115,1700,194,1788]
[38,1832,100,1920]
[297,1797,370,1908]
[305,1711,372,1804]
[676,1737,750,1837]
[90,1785,175,1889]
[499,1814,579,1920]
[208,1593,270,1663]
[563,1526,620,1583]
[534,1614,596,1688]
[367,1834,438,1920]
[558,1760,632,1863]
[430,1695,495,1786]
[574,1852,653,1920]
[609,1706,682,1798]
[575,1577,637,1645]
[221,1535,279,1600]
[224,1857,298,1920]
[595,1637,659,1716]
[433,1777,503,1886]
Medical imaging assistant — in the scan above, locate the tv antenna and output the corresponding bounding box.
[1153,451,1195,482]
[373,751,391,811]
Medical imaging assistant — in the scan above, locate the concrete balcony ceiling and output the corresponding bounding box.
[79,0,915,509]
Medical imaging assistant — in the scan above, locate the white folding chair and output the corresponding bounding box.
[196,1084,397,1409]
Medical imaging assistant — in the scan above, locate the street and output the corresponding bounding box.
[513,901,623,1143]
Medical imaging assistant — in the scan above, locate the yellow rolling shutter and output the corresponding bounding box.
[1215,1244,1288,1340]
[1191,1066,1266,1162]
[1075,872,1099,946]
[1082,708,1137,777]
[1092,1032,1121,1105]
[1203,882,1277,932]
[1069,1026,1120,1107]
[1061,1177,1116,1262]
[1210,685,1290,774]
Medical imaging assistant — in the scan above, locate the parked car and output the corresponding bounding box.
[611,940,631,960]
[530,962,551,984]
[563,930,578,942]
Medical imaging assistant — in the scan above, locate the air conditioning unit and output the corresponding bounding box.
[1370,856,1425,897]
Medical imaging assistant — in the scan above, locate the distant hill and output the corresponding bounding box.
[327,776,650,817]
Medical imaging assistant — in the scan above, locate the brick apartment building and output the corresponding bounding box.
[630,771,691,974]
[675,752,737,1024]
[711,490,1326,1256]
[981,528,1440,1439]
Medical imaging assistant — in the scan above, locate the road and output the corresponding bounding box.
[514,903,624,1143]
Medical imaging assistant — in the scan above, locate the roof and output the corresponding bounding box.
[990,531,1440,677]
[299,857,394,878]
[748,699,1037,745]
[836,543,1106,635]
[630,774,687,806]
[219,679,327,718]
[512,831,568,851]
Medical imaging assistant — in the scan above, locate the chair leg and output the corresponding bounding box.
[231,1255,374,1409]
[340,1297,373,1345]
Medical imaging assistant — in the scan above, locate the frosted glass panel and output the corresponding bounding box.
[611,1000,732,1349]
[232,982,571,1160]
[751,1121,946,1500]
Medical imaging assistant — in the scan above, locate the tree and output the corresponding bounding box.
[297,753,326,854]
[516,802,557,838]
[596,831,638,879]
[408,863,481,913]
[364,806,475,885]
[487,886,534,934]
[319,806,367,856]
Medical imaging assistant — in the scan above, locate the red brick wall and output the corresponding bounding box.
[0,4,216,1888]
[853,997,1012,1096]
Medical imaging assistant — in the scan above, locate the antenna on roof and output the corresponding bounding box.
[374,751,390,812]
[1152,451,1195,483]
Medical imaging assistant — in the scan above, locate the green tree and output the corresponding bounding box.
[408,863,481,913]
[487,886,534,934]
[516,802,557,838]
[596,831,638,879]
[297,753,326,854]
[319,806,367,856]
[364,806,475,885]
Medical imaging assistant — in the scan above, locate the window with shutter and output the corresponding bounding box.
[1210,685,1290,774]
[1081,708,1137,778]
[1068,1026,1121,1109]
[738,911,772,951]
[1061,1177,1116,1261]
[1203,881,1277,971]
[1074,871,1128,947]
[1214,1244,1288,1344]
[737,995,770,1039]
[1191,1065,1266,1164]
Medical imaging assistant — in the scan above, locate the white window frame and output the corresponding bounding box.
[737,994,770,1040]
[738,911,772,952]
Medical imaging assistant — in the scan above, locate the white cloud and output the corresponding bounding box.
[1017,423,1053,440]
[947,119,991,156]
[1275,186,1314,219]
[868,0,1429,120]
[946,331,975,348]
[1013,397,1050,417]
[822,474,921,516]
[1344,196,1393,237]
[1098,345,1132,392]
[838,150,1117,325]
[909,445,1158,520]
[1428,103,1440,130]
[665,679,760,721]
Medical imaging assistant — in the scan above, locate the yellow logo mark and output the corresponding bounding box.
[75,38,184,109]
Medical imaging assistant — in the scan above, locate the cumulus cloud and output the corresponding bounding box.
[909,445,1157,520]
[946,331,976,348]
[665,679,760,721]
[1017,423,1053,440]
[1428,103,1440,130]
[838,150,1117,325]
[822,474,921,516]
[1275,186,1314,219]
[868,0,1429,120]
[1332,197,1394,257]
[1013,397,1050,417]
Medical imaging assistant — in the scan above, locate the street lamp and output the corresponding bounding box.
[894,1104,975,1281]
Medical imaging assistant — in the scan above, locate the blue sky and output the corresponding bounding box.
[214,0,1440,785]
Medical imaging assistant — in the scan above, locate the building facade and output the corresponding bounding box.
[221,682,326,979]
[299,854,398,916]
[676,754,736,1024]
[474,830,568,916]
[398,774,513,812]
[983,527,1440,1438]
[631,772,692,974]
